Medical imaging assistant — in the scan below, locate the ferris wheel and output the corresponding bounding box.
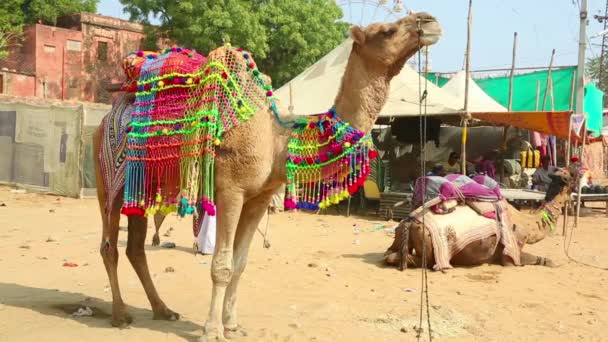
[335,0,409,27]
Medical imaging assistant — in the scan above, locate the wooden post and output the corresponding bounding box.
[461,0,473,175]
[566,72,576,163]
[501,32,517,183]
[542,49,556,111]
[507,32,517,111]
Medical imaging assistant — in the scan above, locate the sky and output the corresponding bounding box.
[97,0,607,73]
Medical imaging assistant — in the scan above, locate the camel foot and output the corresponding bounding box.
[224,325,247,339]
[110,311,133,328]
[199,323,227,342]
[543,258,557,268]
[151,233,160,247]
[153,307,180,321]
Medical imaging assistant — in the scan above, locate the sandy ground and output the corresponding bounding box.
[0,186,607,342]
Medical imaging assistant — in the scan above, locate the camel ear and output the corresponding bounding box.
[350,26,366,45]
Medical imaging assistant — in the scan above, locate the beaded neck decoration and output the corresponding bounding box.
[284,108,378,211]
[121,44,275,218]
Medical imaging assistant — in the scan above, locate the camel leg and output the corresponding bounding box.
[151,212,165,246]
[408,223,435,269]
[223,190,274,338]
[202,190,244,341]
[94,126,132,327]
[519,251,556,267]
[99,200,133,327]
[125,215,179,320]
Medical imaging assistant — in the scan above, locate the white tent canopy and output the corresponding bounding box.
[274,39,464,117]
[441,70,508,112]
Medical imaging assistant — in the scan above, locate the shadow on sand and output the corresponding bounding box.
[0,282,202,341]
[341,252,391,268]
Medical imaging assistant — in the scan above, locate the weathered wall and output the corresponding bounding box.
[0,72,36,97]
[33,25,84,100]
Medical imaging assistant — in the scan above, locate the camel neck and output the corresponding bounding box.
[333,50,390,133]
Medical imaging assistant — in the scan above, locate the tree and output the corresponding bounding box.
[0,0,98,59]
[21,0,99,25]
[120,0,348,87]
[587,55,608,101]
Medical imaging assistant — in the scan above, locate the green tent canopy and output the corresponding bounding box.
[427,67,604,136]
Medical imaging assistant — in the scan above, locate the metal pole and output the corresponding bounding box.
[574,0,588,228]
[461,0,473,175]
[576,0,588,115]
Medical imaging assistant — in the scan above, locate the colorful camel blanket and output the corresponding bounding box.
[413,174,501,209]
[100,93,133,216]
[120,45,274,218]
[103,44,378,221]
[417,200,521,271]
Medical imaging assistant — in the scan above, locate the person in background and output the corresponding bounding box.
[532,155,556,191]
[442,152,461,174]
[427,164,446,177]
[478,150,499,179]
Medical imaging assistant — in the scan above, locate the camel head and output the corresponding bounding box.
[546,167,574,202]
[350,12,442,76]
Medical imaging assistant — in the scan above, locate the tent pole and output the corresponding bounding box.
[462,0,473,175]
[288,83,294,114]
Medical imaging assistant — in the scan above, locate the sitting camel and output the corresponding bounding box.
[93,12,442,340]
[384,168,573,270]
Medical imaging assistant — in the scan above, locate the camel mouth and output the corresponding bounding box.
[419,21,442,45]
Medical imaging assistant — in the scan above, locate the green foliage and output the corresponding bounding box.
[21,0,99,25]
[120,0,348,87]
[588,55,606,87]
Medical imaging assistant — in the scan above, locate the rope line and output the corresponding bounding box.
[416,20,433,342]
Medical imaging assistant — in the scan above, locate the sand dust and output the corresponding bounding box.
[0,186,607,341]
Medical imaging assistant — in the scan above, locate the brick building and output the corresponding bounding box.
[0,13,148,103]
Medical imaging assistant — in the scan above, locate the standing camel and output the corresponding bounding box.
[93,13,442,340]
[384,168,573,269]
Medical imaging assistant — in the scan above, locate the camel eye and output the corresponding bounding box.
[383,28,397,37]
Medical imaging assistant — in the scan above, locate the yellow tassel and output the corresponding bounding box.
[186,78,193,85]
[214,138,221,146]
[158,80,164,87]
[319,202,326,209]
[161,128,169,134]
[344,142,351,148]
[155,194,162,203]
[139,200,146,206]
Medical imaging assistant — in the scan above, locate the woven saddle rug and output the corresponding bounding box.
[417,200,521,271]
